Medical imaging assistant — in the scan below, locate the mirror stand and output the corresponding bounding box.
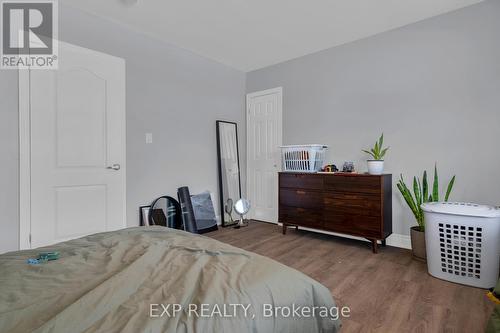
[234,198,251,228]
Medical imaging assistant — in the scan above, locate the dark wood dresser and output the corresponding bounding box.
[279,172,392,253]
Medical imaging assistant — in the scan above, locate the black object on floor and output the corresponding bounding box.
[148,196,182,229]
[177,186,198,234]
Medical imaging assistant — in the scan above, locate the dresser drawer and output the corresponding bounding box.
[323,214,382,239]
[278,173,392,252]
[279,206,324,228]
[324,175,381,194]
[324,193,381,217]
[280,173,323,190]
[280,188,323,209]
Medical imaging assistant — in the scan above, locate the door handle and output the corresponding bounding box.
[107,164,121,171]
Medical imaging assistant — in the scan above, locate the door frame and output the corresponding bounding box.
[246,87,283,222]
[19,68,31,249]
[18,41,127,250]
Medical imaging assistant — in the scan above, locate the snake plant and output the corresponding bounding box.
[362,133,389,160]
[397,165,456,232]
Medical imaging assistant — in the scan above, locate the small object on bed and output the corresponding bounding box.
[39,252,60,261]
[27,258,42,265]
[27,252,60,265]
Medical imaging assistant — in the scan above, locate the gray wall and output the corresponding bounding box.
[0,70,18,252]
[0,4,246,253]
[247,0,500,236]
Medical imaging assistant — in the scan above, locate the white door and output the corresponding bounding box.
[247,87,283,223]
[23,42,126,248]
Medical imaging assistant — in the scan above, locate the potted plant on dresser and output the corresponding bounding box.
[363,134,389,175]
[397,165,456,261]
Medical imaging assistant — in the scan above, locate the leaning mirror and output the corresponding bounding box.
[148,196,182,229]
[216,121,241,227]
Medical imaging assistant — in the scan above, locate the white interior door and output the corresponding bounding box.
[247,87,282,223]
[24,42,126,249]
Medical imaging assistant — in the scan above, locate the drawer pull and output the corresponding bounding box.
[296,190,306,195]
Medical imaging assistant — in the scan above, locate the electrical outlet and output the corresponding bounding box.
[145,133,153,144]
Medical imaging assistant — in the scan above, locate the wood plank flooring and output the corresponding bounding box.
[208,221,495,333]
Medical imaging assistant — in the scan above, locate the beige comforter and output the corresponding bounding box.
[0,227,340,333]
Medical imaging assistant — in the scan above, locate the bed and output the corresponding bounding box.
[0,227,341,333]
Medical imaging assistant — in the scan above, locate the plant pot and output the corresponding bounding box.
[367,160,384,175]
[410,226,427,261]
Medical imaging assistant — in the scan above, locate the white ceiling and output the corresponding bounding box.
[62,0,484,72]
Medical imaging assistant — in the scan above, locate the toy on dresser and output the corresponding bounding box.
[321,164,338,173]
[320,162,356,173]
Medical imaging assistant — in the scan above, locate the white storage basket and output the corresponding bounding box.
[422,202,500,288]
[280,145,328,173]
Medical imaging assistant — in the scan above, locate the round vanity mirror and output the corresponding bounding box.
[234,198,251,228]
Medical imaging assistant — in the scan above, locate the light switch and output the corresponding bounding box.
[145,133,153,144]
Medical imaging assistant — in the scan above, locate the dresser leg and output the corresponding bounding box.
[371,240,378,254]
[282,223,287,235]
[295,225,299,231]
[381,239,386,247]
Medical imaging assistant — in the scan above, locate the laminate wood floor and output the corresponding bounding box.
[208,221,495,333]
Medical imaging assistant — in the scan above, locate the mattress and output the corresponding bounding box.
[0,227,341,333]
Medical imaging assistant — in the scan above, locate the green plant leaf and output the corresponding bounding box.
[364,133,388,160]
[362,149,375,159]
[417,177,423,223]
[417,177,424,206]
[377,134,387,160]
[422,170,428,203]
[432,164,439,202]
[413,176,422,209]
[380,147,389,159]
[397,184,419,222]
[445,175,456,202]
[398,175,421,224]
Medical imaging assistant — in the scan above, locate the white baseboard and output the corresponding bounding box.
[386,233,411,249]
[278,223,411,250]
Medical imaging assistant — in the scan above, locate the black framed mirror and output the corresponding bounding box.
[148,196,182,229]
[216,121,242,227]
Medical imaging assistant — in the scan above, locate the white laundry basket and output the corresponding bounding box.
[422,202,500,288]
[280,145,328,173]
